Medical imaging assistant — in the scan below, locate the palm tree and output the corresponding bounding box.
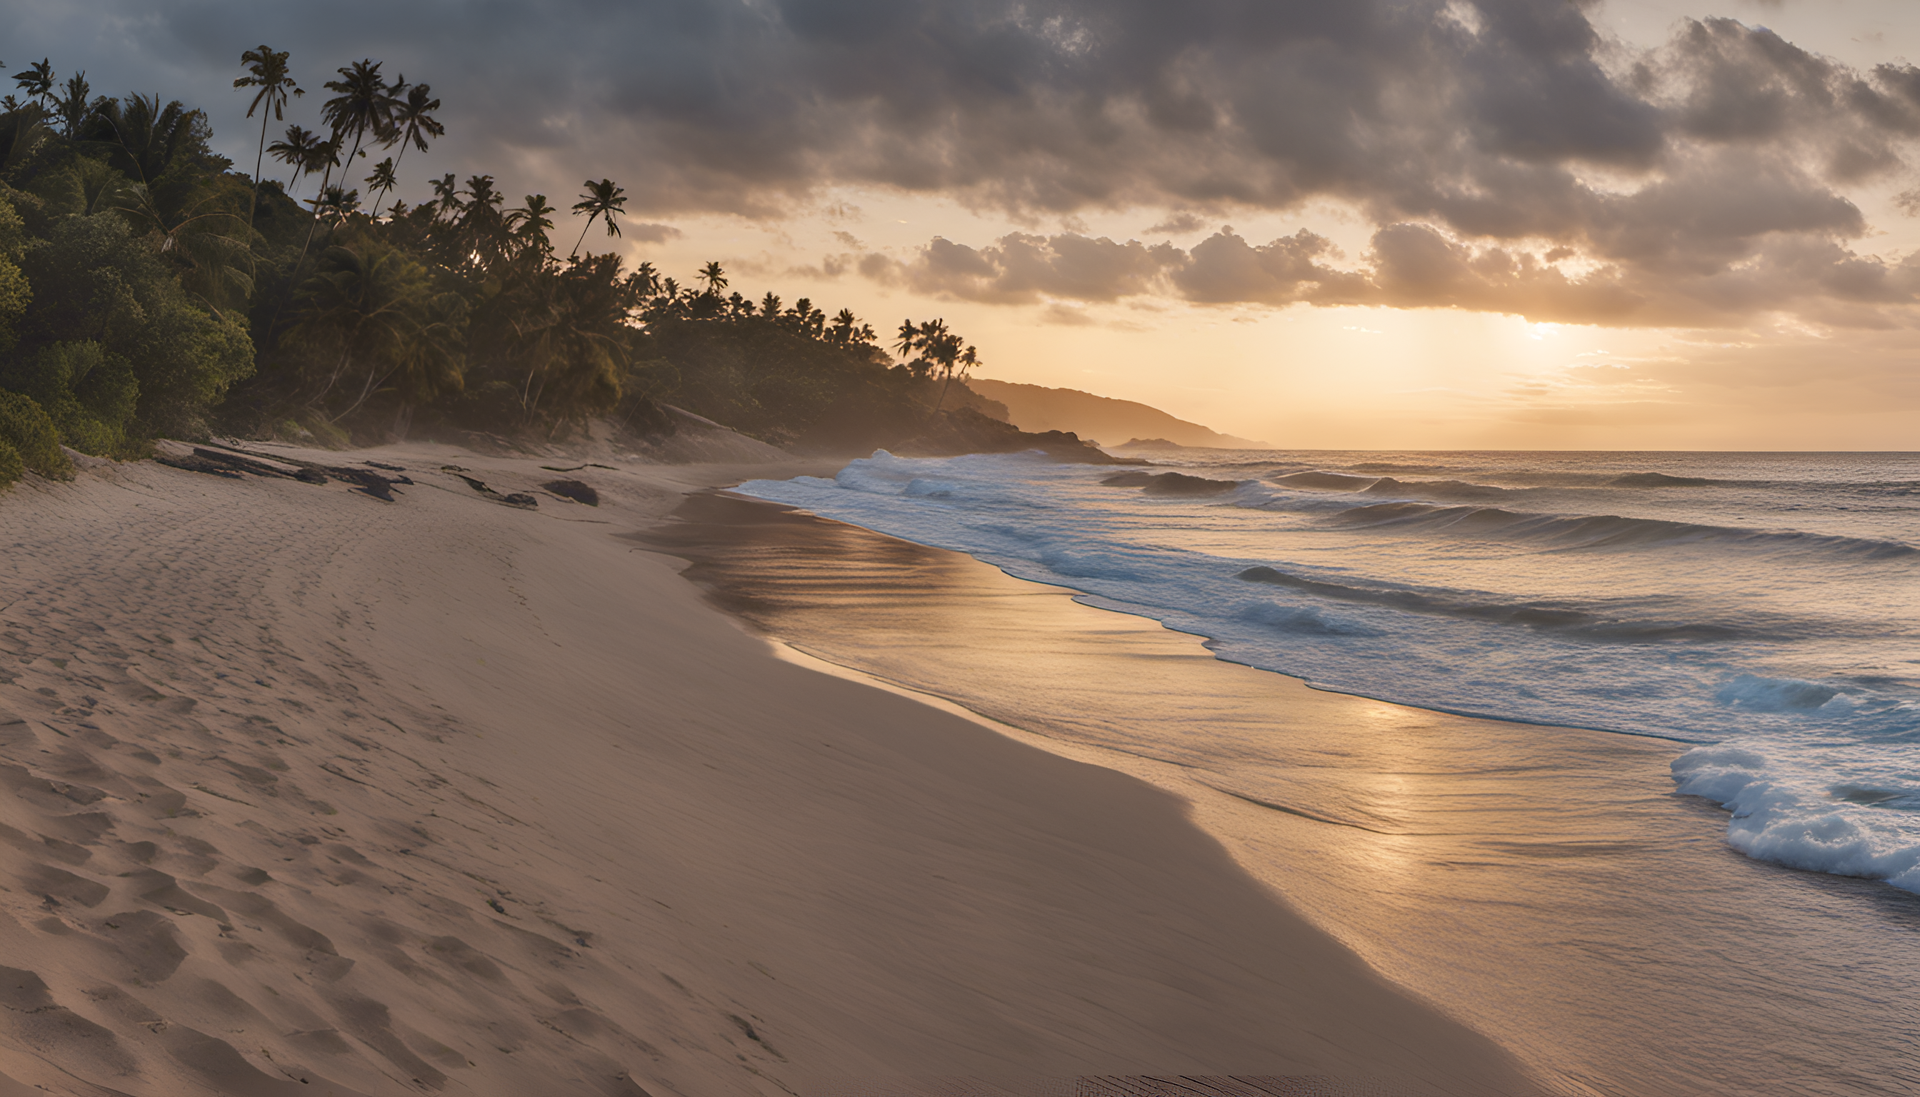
[320,60,397,181]
[630,260,660,299]
[697,260,727,296]
[508,194,556,256]
[305,60,395,259]
[267,124,323,194]
[233,45,302,232]
[289,240,459,422]
[507,254,629,426]
[310,184,360,225]
[375,81,442,216]
[11,59,53,107]
[829,308,858,344]
[364,157,398,217]
[430,173,462,221]
[762,292,782,319]
[55,72,99,138]
[931,342,979,416]
[89,94,212,187]
[568,178,626,257]
[893,318,919,360]
[114,181,254,313]
[915,322,970,416]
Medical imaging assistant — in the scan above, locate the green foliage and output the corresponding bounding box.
[281,234,467,423]
[0,438,22,487]
[83,93,227,186]
[0,341,138,455]
[10,213,253,440]
[0,389,72,478]
[0,257,27,353]
[0,191,26,259]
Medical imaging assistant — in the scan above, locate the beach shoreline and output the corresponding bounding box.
[647,487,1920,1097]
[0,444,1536,1096]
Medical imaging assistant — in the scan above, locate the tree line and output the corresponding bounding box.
[0,47,988,484]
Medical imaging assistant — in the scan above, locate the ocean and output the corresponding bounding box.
[735,448,1920,898]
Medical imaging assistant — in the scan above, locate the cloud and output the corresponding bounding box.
[1039,303,1097,325]
[1143,211,1208,235]
[18,2,1920,326]
[626,222,683,244]
[883,232,1185,303]
[866,220,1920,327]
[1171,228,1369,305]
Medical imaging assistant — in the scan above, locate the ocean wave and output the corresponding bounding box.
[1326,501,1920,559]
[1269,470,1382,492]
[1360,476,1512,502]
[1235,602,1382,637]
[1610,472,1722,487]
[1673,740,1920,894]
[1101,471,1244,496]
[1347,462,1453,473]
[1236,565,1756,642]
[1716,674,1845,713]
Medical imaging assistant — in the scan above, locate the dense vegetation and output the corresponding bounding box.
[0,48,1004,486]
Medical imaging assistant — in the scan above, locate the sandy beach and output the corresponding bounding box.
[0,444,1535,1096]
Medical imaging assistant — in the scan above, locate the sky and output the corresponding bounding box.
[5,0,1920,449]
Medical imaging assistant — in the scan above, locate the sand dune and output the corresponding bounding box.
[0,443,1531,1095]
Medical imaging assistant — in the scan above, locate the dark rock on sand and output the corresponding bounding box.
[543,480,600,506]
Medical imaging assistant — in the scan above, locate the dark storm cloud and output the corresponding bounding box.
[12,1,1920,324]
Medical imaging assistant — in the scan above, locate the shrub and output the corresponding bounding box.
[0,341,140,456]
[0,390,73,479]
[0,438,22,488]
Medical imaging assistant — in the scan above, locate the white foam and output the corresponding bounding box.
[1673,739,1920,892]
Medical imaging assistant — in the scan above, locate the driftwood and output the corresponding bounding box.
[451,472,538,509]
[160,443,412,501]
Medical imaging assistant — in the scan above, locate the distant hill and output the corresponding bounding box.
[966,379,1270,450]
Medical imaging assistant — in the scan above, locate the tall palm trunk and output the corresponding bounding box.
[249,111,271,234]
[931,368,956,420]
[570,213,599,258]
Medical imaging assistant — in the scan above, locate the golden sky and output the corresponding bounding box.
[17,0,1920,448]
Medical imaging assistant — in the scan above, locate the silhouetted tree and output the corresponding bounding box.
[267,124,323,195]
[377,81,442,216]
[569,178,626,256]
[234,45,302,232]
[54,72,100,138]
[11,60,53,108]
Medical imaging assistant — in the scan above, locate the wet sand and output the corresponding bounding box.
[0,445,1531,1096]
[639,491,1920,1097]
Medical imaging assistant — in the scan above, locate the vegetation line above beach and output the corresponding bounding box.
[0,47,1081,486]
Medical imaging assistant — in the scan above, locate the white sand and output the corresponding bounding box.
[0,443,1535,1095]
